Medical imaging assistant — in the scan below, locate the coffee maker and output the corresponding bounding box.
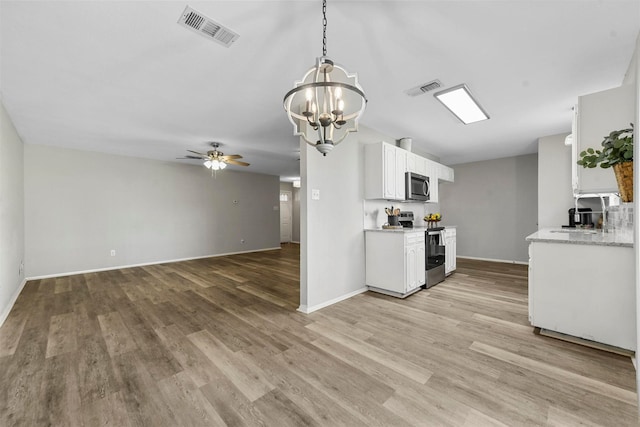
[568,208,593,228]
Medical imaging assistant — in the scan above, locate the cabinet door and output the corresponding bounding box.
[416,157,427,176]
[571,104,578,193]
[383,143,397,199]
[425,159,438,203]
[438,164,455,182]
[395,149,407,200]
[444,229,457,275]
[406,153,416,173]
[576,85,634,194]
[405,244,417,291]
[450,237,456,273]
[416,242,426,286]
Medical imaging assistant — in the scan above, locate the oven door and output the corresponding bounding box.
[425,230,445,288]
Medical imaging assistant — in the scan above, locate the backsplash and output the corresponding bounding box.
[363,200,440,229]
[607,202,633,236]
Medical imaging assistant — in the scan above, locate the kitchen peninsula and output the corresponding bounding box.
[526,228,635,351]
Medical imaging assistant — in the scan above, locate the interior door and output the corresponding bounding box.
[280,191,292,243]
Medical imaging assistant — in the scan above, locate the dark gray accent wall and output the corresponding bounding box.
[439,154,538,263]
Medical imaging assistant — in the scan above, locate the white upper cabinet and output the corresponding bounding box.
[438,163,455,182]
[424,159,439,203]
[364,141,454,201]
[365,141,405,200]
[395,148,407,199]
[574,84,635,194]
[406,153,416,174]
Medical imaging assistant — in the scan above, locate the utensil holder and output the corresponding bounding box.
[388,215,399,226]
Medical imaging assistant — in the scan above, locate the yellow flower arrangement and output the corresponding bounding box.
[424,213,441,222]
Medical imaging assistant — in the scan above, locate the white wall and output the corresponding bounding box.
[25,144,280,278]
[538,133,574,228]
[439,154,538,263]
[0,101,25,325]
[300,125,399,312]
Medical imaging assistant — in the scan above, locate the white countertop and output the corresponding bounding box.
[526,227,633,248]
[365,227,428,233]
[365,225,455,233]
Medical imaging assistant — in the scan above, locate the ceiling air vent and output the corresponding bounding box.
[405,80,442,97]
[177,6,239,48]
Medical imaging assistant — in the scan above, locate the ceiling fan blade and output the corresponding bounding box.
[225,159,250,167]
[187,150,206,157]
[220,154,242,160]
[177,155,205,160]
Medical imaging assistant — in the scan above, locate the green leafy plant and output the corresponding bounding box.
[577,123,634,168]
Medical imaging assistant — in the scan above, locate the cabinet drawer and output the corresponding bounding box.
[405,233,425,245]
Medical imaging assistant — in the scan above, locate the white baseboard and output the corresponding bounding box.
[457,255,528,265]
[298,286,368,314]
[26,246,282,280]
[0,277,28,328]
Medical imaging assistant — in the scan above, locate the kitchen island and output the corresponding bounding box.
[526,228,635,351]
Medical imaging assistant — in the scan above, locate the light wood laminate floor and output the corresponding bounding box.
[0,244,637,426]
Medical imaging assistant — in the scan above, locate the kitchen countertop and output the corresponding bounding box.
[365,227,428,233]
[526,227,633,248]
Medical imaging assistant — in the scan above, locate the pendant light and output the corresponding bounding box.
[283,0,367,156]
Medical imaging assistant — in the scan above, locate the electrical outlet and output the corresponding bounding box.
[110,250,116,257]
[19,260,24,276]
[312,189,320,200]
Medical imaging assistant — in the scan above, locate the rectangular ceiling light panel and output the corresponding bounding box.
[433,84,489,124]
[178,6,239,48]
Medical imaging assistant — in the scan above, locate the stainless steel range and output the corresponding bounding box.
[398,211,414,228]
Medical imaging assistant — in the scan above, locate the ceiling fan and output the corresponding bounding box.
[178,142,249,171]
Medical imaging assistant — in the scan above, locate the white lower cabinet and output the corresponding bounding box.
[443,227,456,275]
[365,230,425,298]
[528,241,635,351]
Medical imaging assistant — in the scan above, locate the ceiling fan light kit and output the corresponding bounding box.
[283,0,367,156]
[179,142,249,175]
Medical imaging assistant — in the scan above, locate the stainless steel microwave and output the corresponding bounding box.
[405,172,430,201]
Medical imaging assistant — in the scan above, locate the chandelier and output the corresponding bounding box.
[283,0,367,156]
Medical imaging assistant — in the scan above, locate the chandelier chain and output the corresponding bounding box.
[322,0,327,56]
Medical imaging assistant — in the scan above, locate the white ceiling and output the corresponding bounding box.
[1,1,639,179]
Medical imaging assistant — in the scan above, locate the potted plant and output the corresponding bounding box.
[577,123,634,202]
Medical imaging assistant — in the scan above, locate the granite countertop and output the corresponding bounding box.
[365,227,427,233]
[526,228,633,248]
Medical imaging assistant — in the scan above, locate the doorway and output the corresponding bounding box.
[280,190,292,243]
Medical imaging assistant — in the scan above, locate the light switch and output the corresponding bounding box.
[311,189,320,200]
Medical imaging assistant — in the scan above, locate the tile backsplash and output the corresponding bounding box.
[363,200,440,229]
[607,202,633,235]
